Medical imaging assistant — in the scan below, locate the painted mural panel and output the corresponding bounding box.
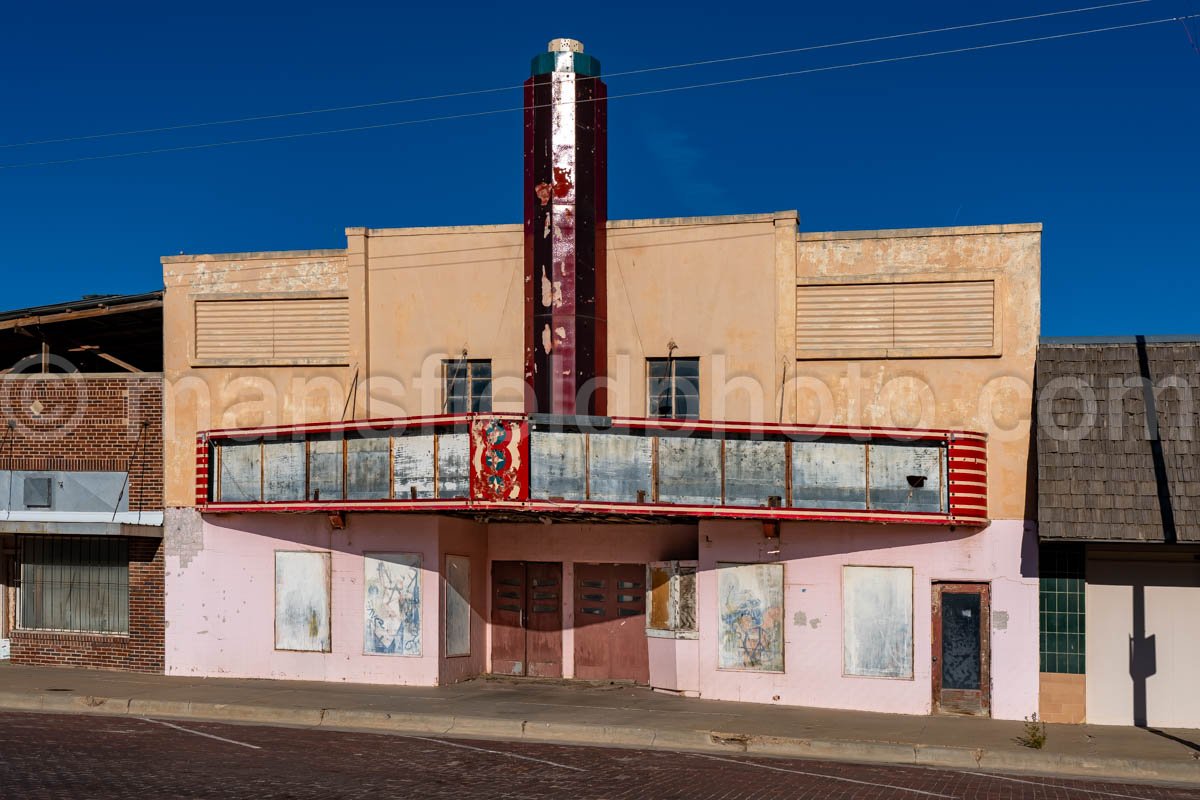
[717,562,784,672]
[843,566,913,678]
[445,555,471,657]
[274,551,331,652]
[364,553,422,656]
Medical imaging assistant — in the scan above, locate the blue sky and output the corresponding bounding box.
[1,0,1197,335]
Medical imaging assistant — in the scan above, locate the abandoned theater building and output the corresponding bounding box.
[160,40,1041,719]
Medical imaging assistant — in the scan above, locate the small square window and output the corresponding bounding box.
[646,358,700,420]
[443,359,492,413]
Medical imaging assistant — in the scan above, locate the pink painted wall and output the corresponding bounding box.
[437,518,488,685]
[166,513,444,685]
[696,519,1039,720]
[647,636,700,695]
[486,523,698,678]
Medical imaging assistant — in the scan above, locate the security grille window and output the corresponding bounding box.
[443,359,492,413]
[647,357,700,419]
[18,536,129,634]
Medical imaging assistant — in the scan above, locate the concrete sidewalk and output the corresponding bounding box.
[1,663,1198,785]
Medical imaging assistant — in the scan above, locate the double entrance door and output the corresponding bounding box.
[490,561,649,683]
[491,561,563,677]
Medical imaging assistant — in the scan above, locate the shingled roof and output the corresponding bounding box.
[1037,337,1200,543]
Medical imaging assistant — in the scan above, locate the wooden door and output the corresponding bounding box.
[932,582,991,716]
[573,563,649,683]
[490,561,563,678]
[525,562,563,678]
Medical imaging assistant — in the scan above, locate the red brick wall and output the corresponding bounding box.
[8,537,164,673]
[0,375,163,510]
[2,375,165,672]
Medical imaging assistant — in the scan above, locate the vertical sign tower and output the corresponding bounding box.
[524,38,608,416]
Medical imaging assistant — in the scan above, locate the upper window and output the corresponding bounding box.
[18,536,129,634]
[647,357,699,419]
[443,359,492,413]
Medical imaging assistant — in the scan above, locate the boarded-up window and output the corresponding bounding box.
[194,298,350,362]
[843,566,913,678]
[646,560,698,639]
[796,280,995,357]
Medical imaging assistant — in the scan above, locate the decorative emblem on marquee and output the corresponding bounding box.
[470,418,528,502]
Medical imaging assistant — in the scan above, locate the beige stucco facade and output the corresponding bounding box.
[163,213,1039,516]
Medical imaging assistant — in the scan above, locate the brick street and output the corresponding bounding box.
[0,711,1197,800]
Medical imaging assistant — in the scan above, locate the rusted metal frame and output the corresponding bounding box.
[204,413,979,444]
[202,497,983,526]
[204,412,517,440]
[341,437,348,502]
[388,435,395,500]
[940,445,947,513]
[0,298,163,332]
[864,442,872,510]
[304,439,311,501]
[651,435,660,503]
[784,441,793,507]
[432,433,441,500]
[584,432,591,500]
[719,438,727,506]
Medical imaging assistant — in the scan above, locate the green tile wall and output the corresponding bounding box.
[1039,543,1086,674]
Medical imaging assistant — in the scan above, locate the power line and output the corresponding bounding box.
[0,0,1153,151]
[2,12,1195,171]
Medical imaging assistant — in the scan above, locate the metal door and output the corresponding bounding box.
[573,563,649,683]
[490,561,563,678]
[932,582,991,716]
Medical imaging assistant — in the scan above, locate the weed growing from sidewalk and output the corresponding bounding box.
[1016,713,1047,749]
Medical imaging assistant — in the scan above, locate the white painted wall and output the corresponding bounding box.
[1086,555,1200,728]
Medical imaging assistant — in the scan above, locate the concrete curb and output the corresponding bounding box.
[2,691,1197,785]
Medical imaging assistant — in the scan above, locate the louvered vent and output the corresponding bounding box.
[195,298,350,362]
[796,280,995,357]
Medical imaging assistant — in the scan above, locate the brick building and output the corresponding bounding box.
[0,292,165,672]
